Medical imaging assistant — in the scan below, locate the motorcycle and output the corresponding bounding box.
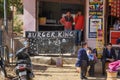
[15,47,34,80]
[0,57,7,77]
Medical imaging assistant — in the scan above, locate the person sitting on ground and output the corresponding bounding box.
[101,43,116,75]
[92,48,98,58]
[87,47,97,77]
[117,38,120,60]
[116,38,120,75]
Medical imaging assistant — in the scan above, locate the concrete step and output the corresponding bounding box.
[31,56,77,65]
[31,56,103,74]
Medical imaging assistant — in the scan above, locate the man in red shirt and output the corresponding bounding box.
[60,11,73,31]
[74,11,84,45]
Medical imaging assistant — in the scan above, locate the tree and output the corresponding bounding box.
[9,0,23,14]
[0,0,4,18]
[13,15,23,33]
[0,0,23,19]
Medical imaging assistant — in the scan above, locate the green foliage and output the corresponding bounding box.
[13,15,23,33]
[0,0,5,18]
[0,0,23,19]
[9,0,23,14]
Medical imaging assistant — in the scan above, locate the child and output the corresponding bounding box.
[87,47,97,77]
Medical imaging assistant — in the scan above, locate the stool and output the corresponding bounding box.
[105,62,110,74]
[106,71,117,80]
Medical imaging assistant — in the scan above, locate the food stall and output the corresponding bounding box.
[38,0,84,31]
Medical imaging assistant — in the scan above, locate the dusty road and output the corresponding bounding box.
[0,63,120,80]
[32,64,109,80]
[33,64,80,80]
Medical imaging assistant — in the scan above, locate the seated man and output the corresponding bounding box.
[102,43,116,75]
[116,38,120,75]
[117,38,120,60]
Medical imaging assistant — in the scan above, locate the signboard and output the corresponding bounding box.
[88,0,105,58]
[110,31,120,45]
[89,18,102,38]
[96,29,104,51]
[88,0,103,38]
[26,31,75,54]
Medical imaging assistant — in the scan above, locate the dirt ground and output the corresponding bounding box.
[0,63,120,80]
[0,64,79,80]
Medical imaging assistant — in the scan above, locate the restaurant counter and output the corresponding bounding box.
[39,24,64,31]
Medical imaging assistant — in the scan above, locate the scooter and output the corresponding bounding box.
[0,57,7,77]
[15,47,34,80]
[15,60,33,80]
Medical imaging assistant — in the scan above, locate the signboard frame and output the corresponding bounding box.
[89,18,103,38]
[25,31,75,55]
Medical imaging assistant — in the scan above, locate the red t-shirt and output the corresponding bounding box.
[60,16,73,30]
[74,15,84,30]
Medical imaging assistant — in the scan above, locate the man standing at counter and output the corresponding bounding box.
[74,11,84,46]
[60,11,73,31]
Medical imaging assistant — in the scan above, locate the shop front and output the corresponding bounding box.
[107,0,120,46]
[23,0,85,55]
[23,0,85,37]
[23,0,104,49]
[38,0,84,31]
[23,0,119,55]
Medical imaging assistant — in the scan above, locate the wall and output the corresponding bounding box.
[39,2,83,22]
[85,0,96,48]
[23,0,36,35]
[85,0,106,49]
[23,0,84,33]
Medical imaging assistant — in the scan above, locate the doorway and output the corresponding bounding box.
[37,0,86,41]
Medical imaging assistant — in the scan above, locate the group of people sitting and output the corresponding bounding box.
[75,39,120,79]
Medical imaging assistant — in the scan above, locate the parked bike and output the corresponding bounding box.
[15,47,34,80]
[0,57,7,77]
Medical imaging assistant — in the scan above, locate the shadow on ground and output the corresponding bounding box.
[33,64,48,73]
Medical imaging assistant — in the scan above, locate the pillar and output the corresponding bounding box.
[23,0,36,35]
[85,0,106,49]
